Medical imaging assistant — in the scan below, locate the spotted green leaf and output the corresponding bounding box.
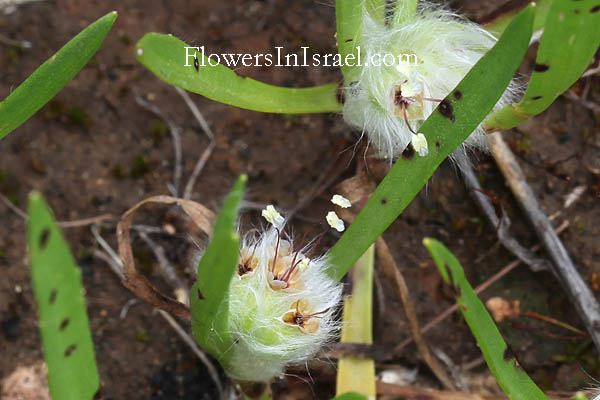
[484,0,600,131]
[27,192,99,400]
[0,11,117,139]
[423,238,547,400]
[190,175,246,361]
[135,34,341,114]
[327,5,534,281]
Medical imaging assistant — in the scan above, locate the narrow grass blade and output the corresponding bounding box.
[0,11,117,139]
[484,0,600,131]
[27,192,99,400]
[336,245,376,399]
[135,34,341,114]
[482,0,552,35]
[327,6,534,281]
[190,175,246,362]
[423,238,547,400]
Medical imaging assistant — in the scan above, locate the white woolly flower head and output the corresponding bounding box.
[342,1,521,160]
[225,208,343,382]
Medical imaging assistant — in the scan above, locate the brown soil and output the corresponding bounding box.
[1,0,599,399]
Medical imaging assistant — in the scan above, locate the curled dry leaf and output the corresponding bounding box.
[116,195,216,321]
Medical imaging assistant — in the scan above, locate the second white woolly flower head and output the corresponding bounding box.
[342,2,520,160]
[226,227,343,382]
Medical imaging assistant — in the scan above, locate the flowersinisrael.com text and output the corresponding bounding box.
[184,46,418,68]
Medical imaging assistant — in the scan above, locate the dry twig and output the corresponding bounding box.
[174,87,216,200]
[376,381,577,400]
[376,237,457,391]
[392,221,569,354]
[0,192,115,227]
[457,156,550,272]
[488,131,600,352]
[91,242,224,399]
[134,94,183,196]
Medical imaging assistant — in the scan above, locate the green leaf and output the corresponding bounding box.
[483,0,552,36]
[0,11,117,139]
[327,5,534,281]
[135,33,341,114]
[336,0,364,83]
[27,192,99,400]
[331,393,368,400]
[190,175,246,361]
[423,238,547,400]
[336,245,376,398]
[484,0,600,131]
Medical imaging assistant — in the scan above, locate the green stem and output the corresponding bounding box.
[335,245,376,398]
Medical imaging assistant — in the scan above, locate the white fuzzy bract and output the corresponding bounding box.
[226,228,342,382]
[342,1,520,160]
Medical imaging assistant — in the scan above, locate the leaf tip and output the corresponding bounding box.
[28,190,43,204]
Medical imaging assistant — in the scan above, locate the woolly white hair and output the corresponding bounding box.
[225,227,342,382]
[343,1,521,160]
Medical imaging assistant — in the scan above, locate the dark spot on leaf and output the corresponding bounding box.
[345,38,353,43]
[197,288,204,300]
[64,344,77,357]
[438,99,455,122]
[591,5,600,12]
[402,144,415,160]
[461,304,468,311]
[435,141,440,149]
[39,228,50,249]
[534,63,550,72]
[194,56,199,71]
[532,95,542,100]
[574,9,580,13]
[503,345,517,361]
[59,318,70,331]
[453,90,462,100]
[381,198,387,205]
[49,289,57,305]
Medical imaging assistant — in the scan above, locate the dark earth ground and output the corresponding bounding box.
[1,0,599,398]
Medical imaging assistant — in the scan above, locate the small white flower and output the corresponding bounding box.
[326,211,345,232]
[411,133,429,156]
[261,204,284,229]
[331,194,352,208]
